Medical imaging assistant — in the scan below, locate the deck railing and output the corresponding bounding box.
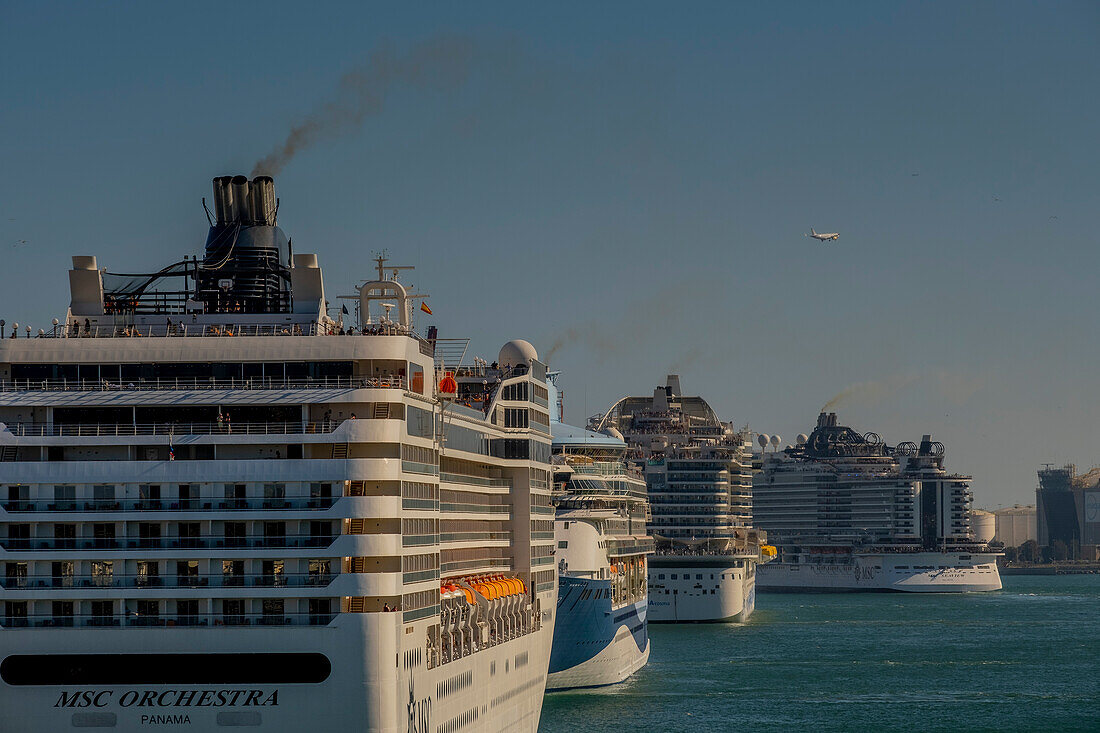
[1,497,337,513]
[0,534,338,552]
[0,612,338,629]
[0,572,336,590]
[3,420,354,438]
[0,375,406,393]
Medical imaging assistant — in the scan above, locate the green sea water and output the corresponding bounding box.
[539,576,1099,732]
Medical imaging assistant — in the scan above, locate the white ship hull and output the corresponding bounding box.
[757,552,1002,593]
[546,579,648,690]
[0,611,554,732]
[646,556,757,623]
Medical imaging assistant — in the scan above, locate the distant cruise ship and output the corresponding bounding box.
[754,412,1002,593]
[592,376,771,623]
[545,375,653,690]
[0,175,556,732]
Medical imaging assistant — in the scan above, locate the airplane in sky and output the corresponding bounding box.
[807,227,839,242]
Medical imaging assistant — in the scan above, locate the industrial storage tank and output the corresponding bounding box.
[971,509,996,544]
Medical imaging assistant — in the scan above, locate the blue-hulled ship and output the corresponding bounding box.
[545,374,654,690]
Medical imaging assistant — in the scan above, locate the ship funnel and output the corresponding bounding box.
[816,412,838,429]
[200,175,290,313]
[230,175,250,223]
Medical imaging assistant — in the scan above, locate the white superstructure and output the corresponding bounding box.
[0,175,556,732]
[592,376,770,623]
[754,412,1001,593]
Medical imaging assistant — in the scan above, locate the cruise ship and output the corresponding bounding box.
[592,376,771,623]
[545,375,653,690]
[754,412,1002,593]
[0,175,556,732]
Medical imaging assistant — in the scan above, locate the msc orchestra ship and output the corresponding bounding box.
[545,374,653,690]
[0,175,557,732]
[753,412,1002,593]
[592,376,772,623]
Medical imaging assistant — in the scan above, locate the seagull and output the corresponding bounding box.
[911,172,919,177]
[1048,215,1059,220]
[992,195,1001,203]
[11,240,26,248]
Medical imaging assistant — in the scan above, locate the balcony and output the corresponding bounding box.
[2,497,337,513]
[0,534,338,552]
[0,374,407,394]
[0,572,336,590]
[2,420,350,439]
[1,612,339,629]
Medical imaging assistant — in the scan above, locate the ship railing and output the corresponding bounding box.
[0,572,337,590]
[48,321,423,339]
[2,497,337,513]
[3,420,349,438]
[0,534,338,551]
[0,612,338,629]
[0,375,406,393]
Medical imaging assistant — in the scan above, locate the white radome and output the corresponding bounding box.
[498,339,539,370]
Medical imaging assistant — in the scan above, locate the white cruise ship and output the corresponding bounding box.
[545,375,653,690]
[592,376,771,623]
[754,412,1002,593]
[0,175,556,732]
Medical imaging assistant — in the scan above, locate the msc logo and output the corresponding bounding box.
[407,680,432,733]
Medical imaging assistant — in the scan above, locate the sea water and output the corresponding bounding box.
[538,575,1099,732]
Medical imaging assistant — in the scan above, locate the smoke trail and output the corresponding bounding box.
[542,284,692,364]
[821,370,985,412]
[821,373,920,412]
[252,36,481,177]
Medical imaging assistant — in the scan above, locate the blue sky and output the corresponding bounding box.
[1,2,1098,505]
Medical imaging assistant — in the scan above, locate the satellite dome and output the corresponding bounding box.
[603,426,625,441]
[757,434,770,449]
[770,434,782,447]
[796,433,809,445]
[498,339,539,370]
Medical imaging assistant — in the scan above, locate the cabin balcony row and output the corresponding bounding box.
[1,598,337,629]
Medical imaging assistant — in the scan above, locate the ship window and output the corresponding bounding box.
[136,600,159,618]
[94,484,115,501]
[262,599,285,620]
[310,482,332,499]
[224,523,246,548]
[657,574,665,580]
[52,601,74,624]
[137,562,159,585]
[54,485,75,504]
[222,599,245,624]
[91,601,113,620]
[671,574,677,580]
[558,541,568,548]
[51,561,74,586]
[176,600,198,625]
[261,560,285,586]
[4,601,28,624]
[407,406,435,439]
[264,483,286,500]
[696,574,703,580]
[263,522,287,541]
[91,561,112,586]
[308,560,332,581]
[5,563,27,588]
[308,598,332,625]
[223,561,245,586]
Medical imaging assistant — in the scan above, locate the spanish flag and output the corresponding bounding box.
[420,302,432,315]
